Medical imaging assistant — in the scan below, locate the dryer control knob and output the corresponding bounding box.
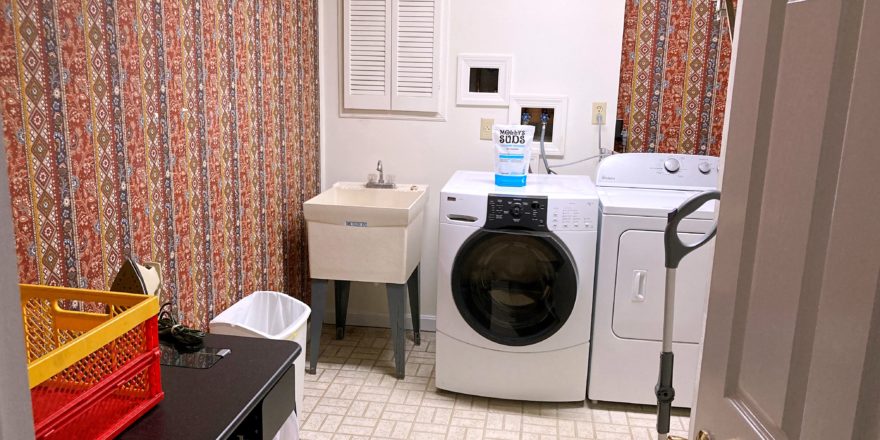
[698,162,712,174]
[664,158,681,173]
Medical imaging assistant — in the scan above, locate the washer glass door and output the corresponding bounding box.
[451,229,578,346]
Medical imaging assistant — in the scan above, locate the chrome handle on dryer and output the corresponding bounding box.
[632,270,647,302]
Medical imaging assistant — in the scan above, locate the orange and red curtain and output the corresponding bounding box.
[616,0,735,156]
[0,0,320,330]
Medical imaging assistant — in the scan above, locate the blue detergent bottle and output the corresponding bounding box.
[492,122,535,187]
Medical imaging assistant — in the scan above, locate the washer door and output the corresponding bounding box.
[451,229,578,346]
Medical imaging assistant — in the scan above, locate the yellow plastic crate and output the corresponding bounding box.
[20,284,163,439]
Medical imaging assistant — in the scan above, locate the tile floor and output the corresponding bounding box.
[300,325,690,440]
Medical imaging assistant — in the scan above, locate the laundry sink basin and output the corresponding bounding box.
[304,182,428,284]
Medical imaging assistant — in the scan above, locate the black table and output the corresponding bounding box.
[120,334,301,440]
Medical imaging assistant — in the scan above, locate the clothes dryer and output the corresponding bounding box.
[588,153,719,407]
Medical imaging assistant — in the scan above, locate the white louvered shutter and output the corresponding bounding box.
[391,0,441,112]
[344,0,393,110]
[344,0,442,113]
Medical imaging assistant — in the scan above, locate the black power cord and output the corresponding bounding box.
[157,303,206,352]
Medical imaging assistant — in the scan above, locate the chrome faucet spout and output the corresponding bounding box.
[366,160,395,189]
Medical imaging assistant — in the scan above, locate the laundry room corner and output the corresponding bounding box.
[318,0,626,328]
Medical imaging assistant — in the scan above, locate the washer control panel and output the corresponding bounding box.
[548,199,597,231]
[486,195,548,231]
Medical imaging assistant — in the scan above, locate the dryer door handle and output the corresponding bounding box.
[632,270,647,302]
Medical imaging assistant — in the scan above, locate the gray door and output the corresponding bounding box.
[692,0,880,438]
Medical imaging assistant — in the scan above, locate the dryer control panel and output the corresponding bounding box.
[485,195,548,231]
[596,153,719,190]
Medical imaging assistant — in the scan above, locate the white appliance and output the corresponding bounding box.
[436,171,599,402]
[588,153,719,407]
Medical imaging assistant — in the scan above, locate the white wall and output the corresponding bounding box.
[319,0,626,327]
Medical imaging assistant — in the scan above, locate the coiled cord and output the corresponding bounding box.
[158,303,206,352]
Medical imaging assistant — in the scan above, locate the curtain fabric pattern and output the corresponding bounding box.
[0,0,320,330]
[616,0,735,156]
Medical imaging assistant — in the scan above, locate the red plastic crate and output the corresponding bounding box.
[21,285,164,439]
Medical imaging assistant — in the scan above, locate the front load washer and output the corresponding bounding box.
[588,153,719,407]
[436,171,598,402]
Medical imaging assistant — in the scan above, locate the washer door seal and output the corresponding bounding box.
[451,228,578,346]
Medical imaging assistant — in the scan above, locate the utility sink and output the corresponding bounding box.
[304,182,428,284]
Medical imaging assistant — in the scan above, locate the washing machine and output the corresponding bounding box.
[588,153,719,407]
[436,171,598,402]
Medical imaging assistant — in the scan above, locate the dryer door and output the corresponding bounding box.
[451,229,578,346]
[612,229,714,343]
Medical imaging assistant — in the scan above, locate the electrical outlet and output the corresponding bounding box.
[480,118,494,140]
[592,102,607,125]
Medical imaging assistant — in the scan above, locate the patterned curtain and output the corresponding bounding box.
[0,0,320,330]
[616,0,735,156]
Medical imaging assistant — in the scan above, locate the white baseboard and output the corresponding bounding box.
[321,310,436,332]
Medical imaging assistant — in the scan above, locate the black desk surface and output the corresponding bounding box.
[120,334,301,440]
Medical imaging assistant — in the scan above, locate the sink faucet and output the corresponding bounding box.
[366,160,396,188]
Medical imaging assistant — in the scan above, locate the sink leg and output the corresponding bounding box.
[335,280,350,340]
[407,265,421,346]
[386,283,406,379]
[308,279,328,375]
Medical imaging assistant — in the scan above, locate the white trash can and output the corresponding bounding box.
[209,291,310,439]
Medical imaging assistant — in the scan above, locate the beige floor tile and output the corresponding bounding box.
[575,421,595,438]
[320,414,344,433]
[558,419,576,437]
[337,424,375,436]
[503,414,522,431]
[595,431,633,440]
[410,431,445,440]
[489,400,523,415]
[484,429,519,440]
[609,411,629,426]
[522,423,556,436]
[344,416,379,427]
[411,422,448,434]
[485,413,504,430]
[594,422,632,434]
[422,398,456,409]
[451,416,486,429]
[315,404,352,416]
[447,426,468,438]
[304,413,328,431]
[432,407,454,425]
[454,409,488,420]
[466,427,484,440]
[382,410,418,423]
[302,326,689,440]
[391,421,413,439]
